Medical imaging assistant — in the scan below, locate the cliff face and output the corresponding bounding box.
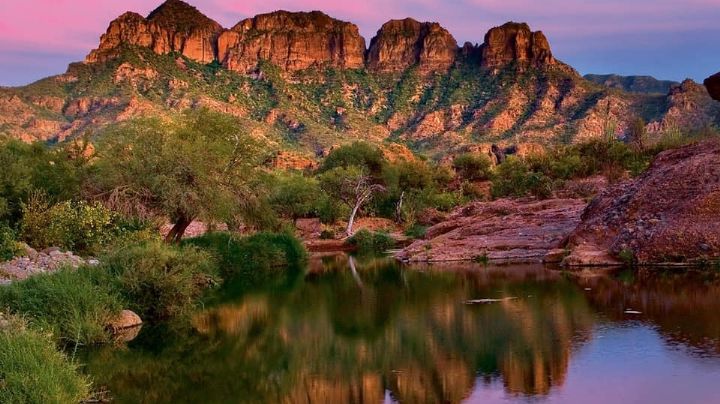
[86,0,223,64]
[217,11,365,73]
[480,22,556,71]
[366,19,458,73]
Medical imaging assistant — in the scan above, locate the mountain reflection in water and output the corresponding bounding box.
[82,255,720,403]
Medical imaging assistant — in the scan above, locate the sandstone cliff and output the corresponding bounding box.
[480,22,561,72]
[86,0,223,64]
[218,11,366,73]
[366,19,457,73]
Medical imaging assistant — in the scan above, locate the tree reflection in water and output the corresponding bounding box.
[82,256,720,403]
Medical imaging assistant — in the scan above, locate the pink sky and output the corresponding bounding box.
[1,0,719,86]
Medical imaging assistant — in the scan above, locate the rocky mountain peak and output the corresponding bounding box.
[217,10,366,73]
[480,22,555,71]
[85,0,223,64]
[366,18,458,73]
[147,0,222,33]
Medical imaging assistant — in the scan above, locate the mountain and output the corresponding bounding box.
[584,74,679,94]
[0,0,718,159]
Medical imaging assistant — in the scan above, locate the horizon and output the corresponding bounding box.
[1,0,719,87]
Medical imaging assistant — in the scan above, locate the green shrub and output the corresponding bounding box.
[348,229,395,255]
[0,315,90,403]
[491,157,554,199]
[320,229,335,240]
[0,267,122,345]
[20,197,139,255]
[452,153,493,181]
[101,241,218,320]
[186,232,307,281]
[0,223,22,261]
[404,224,427,239]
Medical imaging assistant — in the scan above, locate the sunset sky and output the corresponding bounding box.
[1,0,719,86]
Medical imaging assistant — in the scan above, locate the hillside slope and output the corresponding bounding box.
[1,0,718,160]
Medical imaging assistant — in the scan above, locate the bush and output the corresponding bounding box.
[452,153,493,181]
[348,229,395,255]
[404,224,427,239]
[0,223,22,261]
[101,241,218,320]
[0,267,122,345]
[20,197,139,255]
[318,142,385,174]
[0,315,90,403]
[186,232,307,281]
[491,157,554,199]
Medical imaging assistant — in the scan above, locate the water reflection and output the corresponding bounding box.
[82,257,720,403]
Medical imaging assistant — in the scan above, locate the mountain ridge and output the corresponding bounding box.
[0,0,718,160]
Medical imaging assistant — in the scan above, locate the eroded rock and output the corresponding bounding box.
[564,139,720,265]
[397,198,587,263]
[704,72,720,101]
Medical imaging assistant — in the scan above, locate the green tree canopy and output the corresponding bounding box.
[90,109,262,242]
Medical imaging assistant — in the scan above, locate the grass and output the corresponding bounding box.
[0,267,122,345]
[185,232,307,280]
[348,229,396,255]
[101,241,218,321]
[0,314,90,403]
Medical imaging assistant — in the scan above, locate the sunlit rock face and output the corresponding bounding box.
[218,11,366,73]
[86,0,223,64]
[480,22,555,71]
[366,18,458,74]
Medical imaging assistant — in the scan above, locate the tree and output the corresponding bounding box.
[268,173,321,222]
[90,109,261,243]
[319,166,385,237]
[452,153,493,181]
[628,117,647,151]
[318,142,385,175]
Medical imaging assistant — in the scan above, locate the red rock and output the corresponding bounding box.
[564,139,720,265]
[86,0,223,64]
[218,11,365,73]
[107,310,143,331]
[367,19,457,73]
[397,198,587,263]
[481,22,554,71]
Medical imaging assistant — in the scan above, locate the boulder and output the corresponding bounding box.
[107,310,143,331]
[564,139,720,265]
[397,198,587,263]
[704,72,720,101]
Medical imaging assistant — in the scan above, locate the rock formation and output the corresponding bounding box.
[86,0,223,64]
[585,74,678,94]
[563,139,720,265]
[480,22,556,71]
[397,198,587,263]
[366,19,457,73]
[218,11,365,73]
[705,72,720,101]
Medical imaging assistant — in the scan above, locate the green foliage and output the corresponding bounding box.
[0,139,84,225]
[404,224,427,239]
[491,157,554,199]
[318,142,385,174]
[0,315,90,404]
[0,267,122,345]
[92,109,263,240]
[619,248,636,266]
[268,173,322,220]
[0,223,22,261]
[101,241,218,320]
[348,229,395,255]
[20,197,136,255]
[452,153,493,181]
[185,232,307,285]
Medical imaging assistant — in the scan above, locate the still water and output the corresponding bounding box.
[83,255,720,403]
